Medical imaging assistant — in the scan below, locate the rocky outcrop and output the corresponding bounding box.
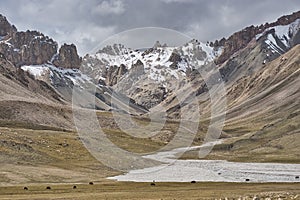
[0,14,81,69]
[53,44,81,69]
[168,50,182,69]
[0,15,58,67]
[101,60,143,86]
[0,14,17,37]
[215,10,300,64]
[104,64,128,86]
[97,44,127,55]
[128,85,167,109]
[130,59,144,77]
[215,25,259,64]
[0,30,58,67]
[153,41,162,49]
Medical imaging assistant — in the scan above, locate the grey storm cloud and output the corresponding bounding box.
[0,0,300,55]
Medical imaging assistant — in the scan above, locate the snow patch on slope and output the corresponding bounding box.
[21,65,49,77]
[21,64,92,86]
[265,35,284,54]
[256,19,300,54]
[86,40,221,84]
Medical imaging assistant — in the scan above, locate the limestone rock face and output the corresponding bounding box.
[53,44,81,69]
[0,14,17,37]
[0,30,58,67]
[0,14,58,66]
[0,15,81,69]
[104,64,128,86]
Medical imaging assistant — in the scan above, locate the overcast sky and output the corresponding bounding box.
[0,0,300,55]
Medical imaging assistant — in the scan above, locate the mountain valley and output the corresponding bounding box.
[0,9,299,199]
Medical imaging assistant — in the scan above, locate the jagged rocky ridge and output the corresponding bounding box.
[82,40,221,109]
[0,14,148,115]
[81,11,300,112]
[0,14,80,69]
[0,11,300,118]
[213,10,300,64]
[0,10,299,173]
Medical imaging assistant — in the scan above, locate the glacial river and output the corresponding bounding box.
[108,141,300,182]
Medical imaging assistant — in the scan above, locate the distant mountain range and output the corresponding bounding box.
[0,11,299,160]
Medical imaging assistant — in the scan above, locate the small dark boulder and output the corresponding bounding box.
[150,182,155,186]
[46,186,51,190]
[23,187,28,190]
[191,180,196,183]
[89,182,94,185]
[73,185,77,189]
[245,179,250,182]
[295,176,299,179]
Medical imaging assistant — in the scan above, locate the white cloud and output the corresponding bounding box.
[184,23,212,42]
[92,0,125,15]
[1,0,300,55]
[54,25,117,55]
[219,5,242,27]
[161,0,195,3]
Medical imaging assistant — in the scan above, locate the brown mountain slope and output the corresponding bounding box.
[223,45,299,161]
[215,10,300,64]
[226,45,300,122]
[0,56,74,130]
[182,45,300,163]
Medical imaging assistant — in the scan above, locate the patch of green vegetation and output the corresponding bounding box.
[0,120,70,132]
[103,128,164,154]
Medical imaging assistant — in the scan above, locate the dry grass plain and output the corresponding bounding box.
[0,110,299,199]
[0,182,299,200]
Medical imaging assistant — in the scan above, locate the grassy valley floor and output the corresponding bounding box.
[0,182,299,200]
[0,111,299,199]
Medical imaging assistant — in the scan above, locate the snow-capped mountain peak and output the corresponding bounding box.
[256,18,300,54]
[83,39,221,85]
